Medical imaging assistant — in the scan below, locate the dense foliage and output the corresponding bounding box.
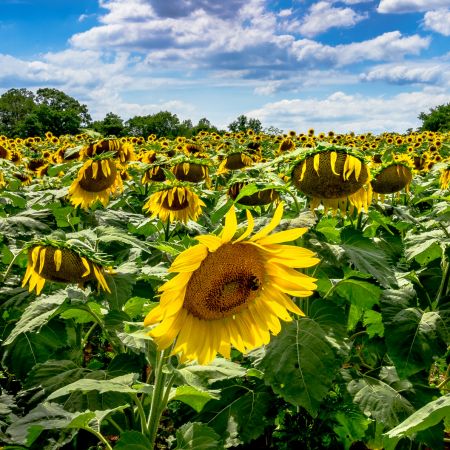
[0,127,449,450]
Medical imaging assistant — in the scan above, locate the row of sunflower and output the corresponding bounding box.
[0,128,449,448]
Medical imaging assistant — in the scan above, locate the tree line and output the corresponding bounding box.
[0,88,263,138]
[0,87,448,138]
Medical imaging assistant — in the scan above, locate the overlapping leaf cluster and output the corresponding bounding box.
[0,128,449,449]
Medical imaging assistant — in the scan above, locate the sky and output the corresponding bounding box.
[0,0,449,134]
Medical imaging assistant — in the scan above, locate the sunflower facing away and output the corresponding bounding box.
[143,185,205,224]
[22,244,111,295]
[68,158,123,209]
[144,203,319,365]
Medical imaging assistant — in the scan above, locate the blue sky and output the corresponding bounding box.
[1,0,449,133]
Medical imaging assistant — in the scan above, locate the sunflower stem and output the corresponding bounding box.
[164,220,171,241]
[81,427,113,450]
[147,349,170,447]
[1,249,24,283]
[132,393,149,435]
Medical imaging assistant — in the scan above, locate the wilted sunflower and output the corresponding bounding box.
[143,185,205,224]
[228,182,280,206]
[217,152,254,174]
[144,203,319,365]
[22,243,111,295]
[439,165,450,190]
[172,161,210,183]
[291,148,372,214]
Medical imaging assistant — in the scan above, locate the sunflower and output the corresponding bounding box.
[144,203,319,365]
[228,182,280,206]
[439,165,450,190]
[216,152,254,174]
[371,163,413,201]
[22,244,111,295]
[143,185,205,224]
[172,161,209,183]
[68,158,123,209]
[291,148,372,214]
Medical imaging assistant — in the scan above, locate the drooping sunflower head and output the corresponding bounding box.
[291,146,372,214]
[81,139,135,163]
[171,159,210,184]
[68,158,123,209]
[0,144,12,160]
[216,151,255,174]
[21,241,111,295]
[439,163,450,190]
[143,184,205,224]
[228,181,280,206]
[371,163,413,202]
[144,203,319,365]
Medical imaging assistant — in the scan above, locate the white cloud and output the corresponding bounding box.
[424,9,450,36]
[290,31,430,66]
[299,1,368,37]
[360,61,448,84]
[377,0,450,13]
[246,88,450,134]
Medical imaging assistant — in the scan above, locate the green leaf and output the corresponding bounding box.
[47,373,144,400]
[24,360,89,403]
[175,422,223,450]
[335,279,381,309]
[170,385,215,412]
[198,386,271,446]
[96,226,153,255]
[385,394,450,439]
[363,310,384,338]
[6,403,74,444]
[210,198,234,224]
[2,291,68,345]
[332,410,371,450]
[347,374,414,430]
[381,291,447,377]
[115,431,152,450]
[175,358,246,391]
[341,228,396,288]
[259,299,348,416]
[404,229,445,265]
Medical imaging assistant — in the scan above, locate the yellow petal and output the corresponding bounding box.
[330,151,339,176]
[251,202,284,241]
[92,161,98,179]
[313,153,320,175]
[234,209,255,243]
[54,249,62,272]
[300,161,307,181]
[81,257,91,277]
[39,248,46,274]
[256,227,307,246]
[221,205,237,243]
[196,235,223,252]
[168,244,208,273]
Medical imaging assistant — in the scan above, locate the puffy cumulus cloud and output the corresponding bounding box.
[298,1,368,38]
[424,9,450,36]
[361,61,449,84]
[290,31,430,66]
[245,88,450,134]
[71,0,287,59]
[377,0,450,13]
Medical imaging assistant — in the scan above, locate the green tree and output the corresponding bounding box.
[418,103,450,132]
[92,112,125,137]
[125,111,182,138]
[192,117,220,135]
[228,114,263,133]
[33,88,92,135]
[0,88,36,136]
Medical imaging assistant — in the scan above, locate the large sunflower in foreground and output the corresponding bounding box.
[68,158,123,209]
[144,203,319,365]
[22,242,111,295]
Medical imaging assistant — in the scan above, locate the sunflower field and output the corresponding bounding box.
[0,128,449,450]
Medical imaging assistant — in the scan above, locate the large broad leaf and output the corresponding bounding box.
[3,290,68,345]
[115,431,152,450]
[169,385,216,413]
[198,385,272,446]
[347,373,415,430]
[259,299,348,417]
[2,320,69,379]
[340,228,396,288]
[46,373,145,400]
[175,358,246,391]
[175,422,223,450]
[24,359,89,403]
[404,229,446,265]
[335,279,381,309]
[384,394,450,439]
[332,409,371,450]
[381,290,447,377]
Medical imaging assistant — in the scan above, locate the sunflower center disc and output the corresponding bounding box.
[183,243,265,320]
[78,161,117,192]
[162,193,190,211]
